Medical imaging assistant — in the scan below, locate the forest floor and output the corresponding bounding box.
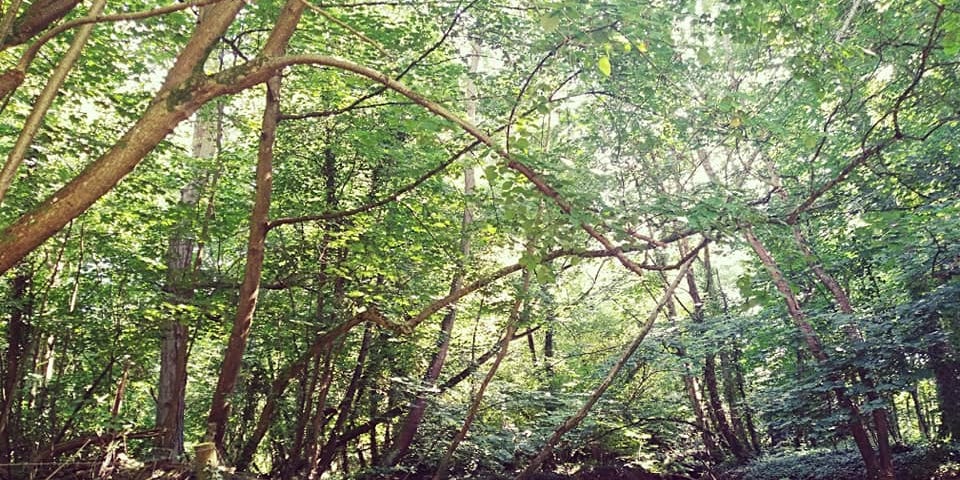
[13,444,960,480]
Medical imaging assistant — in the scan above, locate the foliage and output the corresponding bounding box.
[730,443,960,480]
[0,0,958,478]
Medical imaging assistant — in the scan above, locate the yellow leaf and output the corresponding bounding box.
[730,116,742,128]
[598,56,612,76]
[638,40,648,53]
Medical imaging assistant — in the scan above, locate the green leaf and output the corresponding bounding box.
[535,265,555,284]
[484,165,499,183]
[597,56,612,76]
[540,15,560,32]
[697,47,711,65]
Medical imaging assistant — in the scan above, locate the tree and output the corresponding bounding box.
[0,1,957,478]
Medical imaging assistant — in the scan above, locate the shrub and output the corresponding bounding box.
[727,443,960,480]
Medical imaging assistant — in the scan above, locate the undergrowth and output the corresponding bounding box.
[726,443,960,480]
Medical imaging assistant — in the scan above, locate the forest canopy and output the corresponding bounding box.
[0,1,958,479]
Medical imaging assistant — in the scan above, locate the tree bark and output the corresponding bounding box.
[204,73,281,450]
[0,0,246,275]
[743,227,888,480]
[0,0,80,50]
[156,107,218,460]
[0,269,30,472]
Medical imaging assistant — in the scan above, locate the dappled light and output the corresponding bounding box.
[0,1,958,479]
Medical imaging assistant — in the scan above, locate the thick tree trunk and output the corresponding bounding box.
[156,109,217,459]
[156,317,188,458]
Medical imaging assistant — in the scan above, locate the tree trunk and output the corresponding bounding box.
[744,227,888,480]
[703,353,748,460]
[909,385,930,440]
[790,227,894,478]
[0,0,247,275]
[921,308,960,440]
[665,289,721,460]
[315,324,374,475]
[0,0,80,50]
[300,345,338,478]
[291,348,323,467]
[0,269,30,473]
[930,345,960,440]
[0,0,105,205]
[156,317,188,459]
[685,372,721,459]
[156,108,218,459]
[720,348,753,453]
[233,314,367,472]
[683,248,750,462]
[886,394,902,444]
[205,73,281,451]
